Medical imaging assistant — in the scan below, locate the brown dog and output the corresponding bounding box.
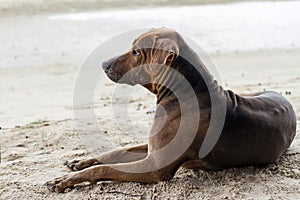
[45,28,296,192]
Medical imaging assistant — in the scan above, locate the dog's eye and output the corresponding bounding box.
[132,49,141,56]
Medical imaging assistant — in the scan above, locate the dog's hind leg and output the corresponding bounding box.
[181,159,221,171]
[65,144,148,171]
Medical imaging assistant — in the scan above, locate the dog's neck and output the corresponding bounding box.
[153,44,220,107]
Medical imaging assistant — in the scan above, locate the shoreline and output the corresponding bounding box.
[0,0,285,16]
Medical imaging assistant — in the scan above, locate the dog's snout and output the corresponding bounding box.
[102,61,111,72]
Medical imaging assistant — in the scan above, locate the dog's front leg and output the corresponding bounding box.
[65,144,148,171]
[45,154,182,193]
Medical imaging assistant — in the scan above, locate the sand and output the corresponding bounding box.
[0,118,299,199]
[1,1,300,199]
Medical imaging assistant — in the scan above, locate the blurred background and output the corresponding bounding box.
[0,0,299,128]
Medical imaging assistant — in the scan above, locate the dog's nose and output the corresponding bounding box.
[102,61,111,72]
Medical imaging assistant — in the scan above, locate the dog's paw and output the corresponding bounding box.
[64,160,81,171]
[44,175,72,193]
[64,159,101,171]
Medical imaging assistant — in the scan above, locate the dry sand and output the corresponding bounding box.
[1,1,300,199]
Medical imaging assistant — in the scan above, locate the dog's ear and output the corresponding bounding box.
[154,38,179,65]
[149,38,179,73]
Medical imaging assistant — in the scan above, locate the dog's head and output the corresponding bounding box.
[102,28,182,90]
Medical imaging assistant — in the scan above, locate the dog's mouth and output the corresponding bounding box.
[102,61,136,85]
[104,67,120,83]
